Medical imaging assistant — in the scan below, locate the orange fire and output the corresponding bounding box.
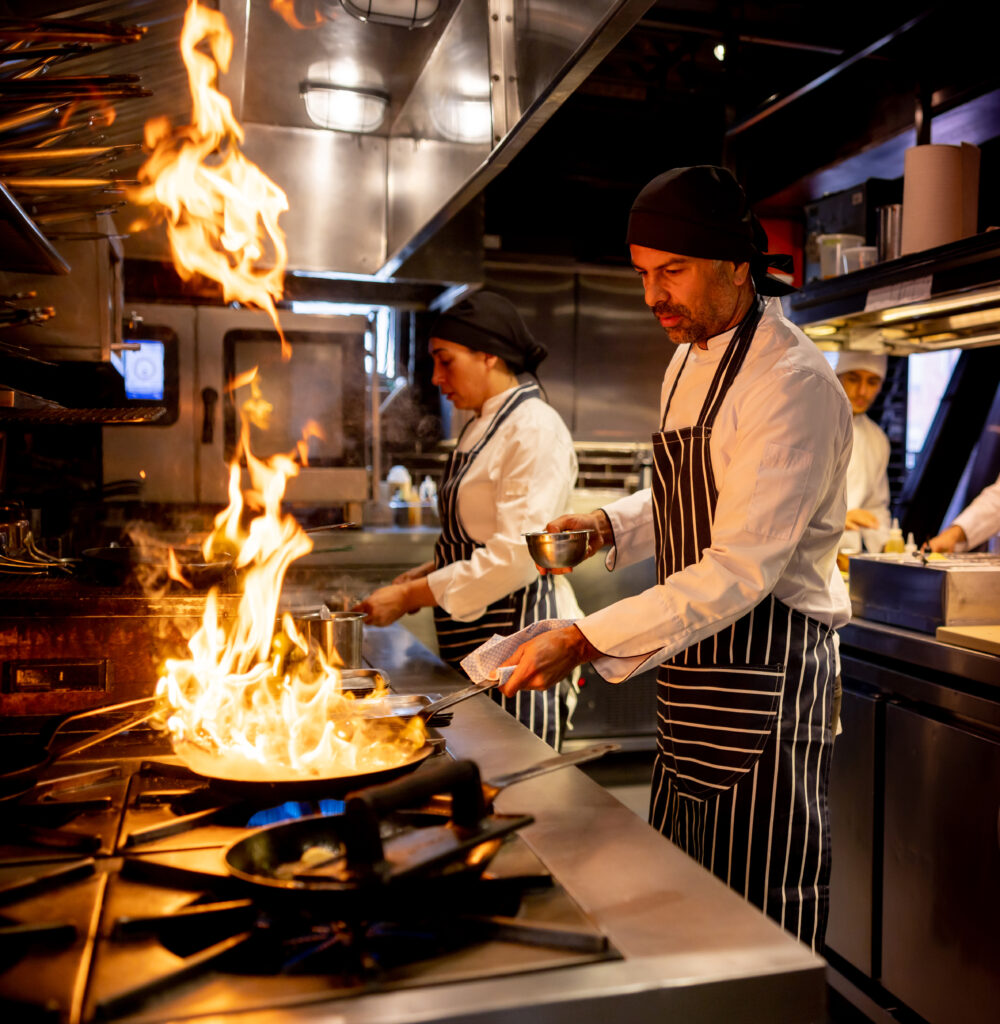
[130,0,291,358]
[155,388,427,780]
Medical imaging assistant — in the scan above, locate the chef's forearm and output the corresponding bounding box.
[401,577,436,614]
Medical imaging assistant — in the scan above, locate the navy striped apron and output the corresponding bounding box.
[648,297,837,952]
[433,383,564,748]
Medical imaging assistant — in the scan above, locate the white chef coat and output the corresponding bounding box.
[426,386,583,623]
[579,297,854,683]
[952,471,1000,550]
[843,412,892,553]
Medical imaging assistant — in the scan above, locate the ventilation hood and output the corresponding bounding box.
[33,0,656,290]
[786,231,1000,355]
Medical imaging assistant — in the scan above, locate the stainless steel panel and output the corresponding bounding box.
[849,554,1000,633]
[387,135,488,267]
[243,124,387,274]
[239,0,461,136]
[483,267,576,429]
[882,703,1000,1024]
[826,687,880,975]
[575,272,665,441]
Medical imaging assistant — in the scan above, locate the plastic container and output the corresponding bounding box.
[841,245,878,274]
[883,518,905,554]
[817,233,865,279]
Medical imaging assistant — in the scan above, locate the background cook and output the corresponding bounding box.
[353,291,582,748]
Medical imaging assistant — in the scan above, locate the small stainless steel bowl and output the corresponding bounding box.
[524,530,592,569]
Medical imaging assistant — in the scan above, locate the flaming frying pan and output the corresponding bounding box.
[167,680,503,801]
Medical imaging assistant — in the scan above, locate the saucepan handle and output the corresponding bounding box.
[342,758,486,867]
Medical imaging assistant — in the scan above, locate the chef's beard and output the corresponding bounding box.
[651,300,709,348]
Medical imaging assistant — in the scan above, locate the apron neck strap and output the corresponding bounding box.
[696,293,765,429]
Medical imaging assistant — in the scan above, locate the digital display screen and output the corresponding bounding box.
[121,340,165,400]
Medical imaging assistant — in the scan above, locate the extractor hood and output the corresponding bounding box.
[785,231,1000,355]
[56,0,657,287]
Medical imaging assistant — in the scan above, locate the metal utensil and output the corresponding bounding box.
[524,530,593,569]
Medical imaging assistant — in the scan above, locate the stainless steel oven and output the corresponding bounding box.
[102,304,373,508]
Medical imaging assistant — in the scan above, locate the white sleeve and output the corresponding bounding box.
[426,410,577,621]
[577,368,851,683]
[601,488,654,571]
[953,473,1000,550]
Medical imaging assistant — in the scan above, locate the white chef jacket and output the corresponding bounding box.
[843,412,891,553]
[579,297,854,683]
[426,386,583,623]
[952,471,1000,550]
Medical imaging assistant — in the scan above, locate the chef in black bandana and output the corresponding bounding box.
[493,166,853,951]
[354,291,582,748]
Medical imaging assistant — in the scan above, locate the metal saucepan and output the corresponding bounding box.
[77,546,235,589]
[220,748,616,915]
[168,681,503,802]
[0,697,161,800]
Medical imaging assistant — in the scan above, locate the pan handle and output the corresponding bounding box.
[41,695,160,747]
[418,678,500,722]
[47,696,162,761]
[484,742,622,793]
[343,759,487,868]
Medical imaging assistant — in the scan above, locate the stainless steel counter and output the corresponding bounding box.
[307,623,829,1024]
[840,617,1000,691]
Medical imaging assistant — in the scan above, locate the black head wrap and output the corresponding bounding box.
[429,291,548,375]
[626,165,796,296]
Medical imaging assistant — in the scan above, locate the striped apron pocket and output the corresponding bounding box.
[658,662,784,797]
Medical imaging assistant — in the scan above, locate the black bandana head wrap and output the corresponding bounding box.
[626,165,796,296]
[429,291,548,375]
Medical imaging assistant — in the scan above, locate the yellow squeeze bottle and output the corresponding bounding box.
[883,518,905,554]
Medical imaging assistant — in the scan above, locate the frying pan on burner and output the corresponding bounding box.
[221,758,531,917]
[169,680,502,802]
[221,745,618,916]
[0,697,161,800]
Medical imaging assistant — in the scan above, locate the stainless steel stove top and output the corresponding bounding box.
[0,741,617,1024]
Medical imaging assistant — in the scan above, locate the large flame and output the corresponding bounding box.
[130,0,290,358]
[155,387,427,780]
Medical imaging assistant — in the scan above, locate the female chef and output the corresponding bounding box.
[353,291,582,748]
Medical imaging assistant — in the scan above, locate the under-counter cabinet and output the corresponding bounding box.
[881,703,1000,1024]
[827,620,1000,1024]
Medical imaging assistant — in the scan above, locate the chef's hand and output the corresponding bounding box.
[845,508,880,531]
[926,524,966,553]
[534,510,614,575]
[352,578,434,626]
[498,625,599,695]
[392,560,435,585]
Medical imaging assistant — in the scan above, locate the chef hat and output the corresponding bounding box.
[626,165,796,296]
[835,351,888,380]
[430,291,548,376]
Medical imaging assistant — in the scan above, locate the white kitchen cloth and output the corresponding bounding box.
[460,618,578,684]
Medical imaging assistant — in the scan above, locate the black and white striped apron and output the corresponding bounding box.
[433,383,564,748]
[648,297,837,952]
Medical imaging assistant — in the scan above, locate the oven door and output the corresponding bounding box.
[195,307,371,506]
[102,306,372,506]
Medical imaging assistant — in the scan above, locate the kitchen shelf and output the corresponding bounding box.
[785,231,1000,353]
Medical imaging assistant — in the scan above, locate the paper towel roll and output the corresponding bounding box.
[901,143,980,255]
